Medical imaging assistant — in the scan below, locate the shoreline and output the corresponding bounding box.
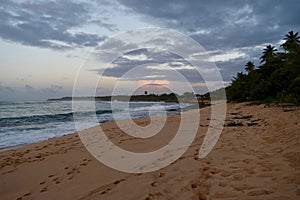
[0,101,210,152]
[0,103,299,199]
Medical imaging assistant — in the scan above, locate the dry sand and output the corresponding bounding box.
[0,103,299,199]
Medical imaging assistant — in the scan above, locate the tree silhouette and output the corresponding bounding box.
[281,31,300,63]
[245,61,255,73]
[281,31,300,52]
[260,45,277,64]
[224,31,300,104]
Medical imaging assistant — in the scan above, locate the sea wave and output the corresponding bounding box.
[0,109,113,127]
[0,101,188,149]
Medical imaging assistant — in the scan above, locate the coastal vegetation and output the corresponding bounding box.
[200,31,300,104]
[226,31,300,104]
[48,92,194,102]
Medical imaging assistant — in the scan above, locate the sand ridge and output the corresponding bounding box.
[0,103,299,199]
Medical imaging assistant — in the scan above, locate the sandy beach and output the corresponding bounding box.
[0,103,299,199]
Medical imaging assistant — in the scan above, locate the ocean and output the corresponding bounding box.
[0,100,189,150]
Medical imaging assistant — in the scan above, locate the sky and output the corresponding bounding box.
[0,0,299,101]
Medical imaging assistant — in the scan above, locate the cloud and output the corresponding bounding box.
[115,0,300,80]
[0,0,114,50]
[2,0,298,54]
[147,62,195,70]
[92,47,217,85]
[122,53,149,61]
[93,37,139,62]
[206,51,246,62]
[117,0,300,50]
[91,29,227,87]
[90,0,299,84]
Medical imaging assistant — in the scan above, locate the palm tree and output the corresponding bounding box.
[245,61,255,73]
[260,45,277,64]
[281,31,300,52]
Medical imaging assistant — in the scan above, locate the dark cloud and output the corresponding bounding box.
[2,0,299,53]
[115,0,299,81]
[0,0,112,49]
[94,37,139,62]
[117,0,300,50]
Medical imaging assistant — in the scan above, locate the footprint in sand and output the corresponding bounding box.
[158,172,165,178]
[24,149,31,154]
[39,181,45,185]
[151,181,159,187]
[65,167,80,180]
[68,175,74,180]
[144,193,155,200]
[87,178,126,197]
[191,183,198,189]
[247,189,274,196]
[220,171,233,177]
[79,158,91,166]
[40,187,48,192]
[113,179,125,185]
[80,162,88,166]
[52,177,61,184]
[74,167,80,173]
[16,192,31,200]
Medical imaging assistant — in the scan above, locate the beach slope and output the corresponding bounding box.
[0,103,299,199]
